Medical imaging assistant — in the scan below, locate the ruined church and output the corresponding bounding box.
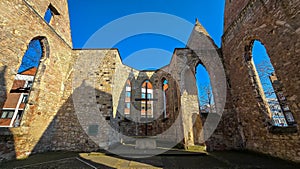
[0,0,299,163]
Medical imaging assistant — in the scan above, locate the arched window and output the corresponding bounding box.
[0,39,43,128]
[44,4,60,24]
[250,40,295,126]
[124,80,131,117]
[162,79,169,118]
[18,40,42,73]
[196,63,215,114]
[141,80,153,118]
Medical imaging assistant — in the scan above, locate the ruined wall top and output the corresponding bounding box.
[224,0,250,32]
[24,0,72,47]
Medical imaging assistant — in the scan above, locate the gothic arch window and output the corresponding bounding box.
[247,40,296,127]
[124,80,131,117]
[0,38,48,128]
[195,63,215,114]
[141,80,153,118]
[162,78,169,118]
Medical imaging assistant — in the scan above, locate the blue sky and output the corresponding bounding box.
[68,0,225,62]
[252,41,276,99]
[18,40,42,73]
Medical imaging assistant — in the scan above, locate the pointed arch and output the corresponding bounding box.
[0,37,49,128]
[246,40,296,127]
[195,63,215,114]
[141,80,153,118]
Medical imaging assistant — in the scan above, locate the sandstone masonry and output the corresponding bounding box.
[0,0,299,163]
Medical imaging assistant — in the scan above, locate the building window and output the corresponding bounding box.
[124,80,131,117]
[141,80,153,118]
[13,110,24,127]
[1,110,14,119]
[22,95,28,103]
[26,81,33,89]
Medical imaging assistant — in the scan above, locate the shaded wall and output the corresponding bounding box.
[222,0,300,162]
[0,0,73,160]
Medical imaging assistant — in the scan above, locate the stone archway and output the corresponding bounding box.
[185,22,227,150]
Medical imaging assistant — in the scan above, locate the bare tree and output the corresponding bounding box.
[198,82,215,113]
[256,60,276,98]
[256,60,282,113]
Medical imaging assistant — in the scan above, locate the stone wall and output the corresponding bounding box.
[114,50,198,146]
[30,49,123,153]
[23,0,73,46]
[117,70,182,139]
[186,22,237,151]
[0,0,120,160]
[224,0,250,31]
[71,49,122,149]
[0,0,75,160]
[0,129,15,162]
[222,0,300,162]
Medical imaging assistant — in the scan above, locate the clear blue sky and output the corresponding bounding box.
[252,41,276,99]
[18,40,42,73]
[68,0,225,69]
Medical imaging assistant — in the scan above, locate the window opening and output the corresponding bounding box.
[251,40,295,127]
